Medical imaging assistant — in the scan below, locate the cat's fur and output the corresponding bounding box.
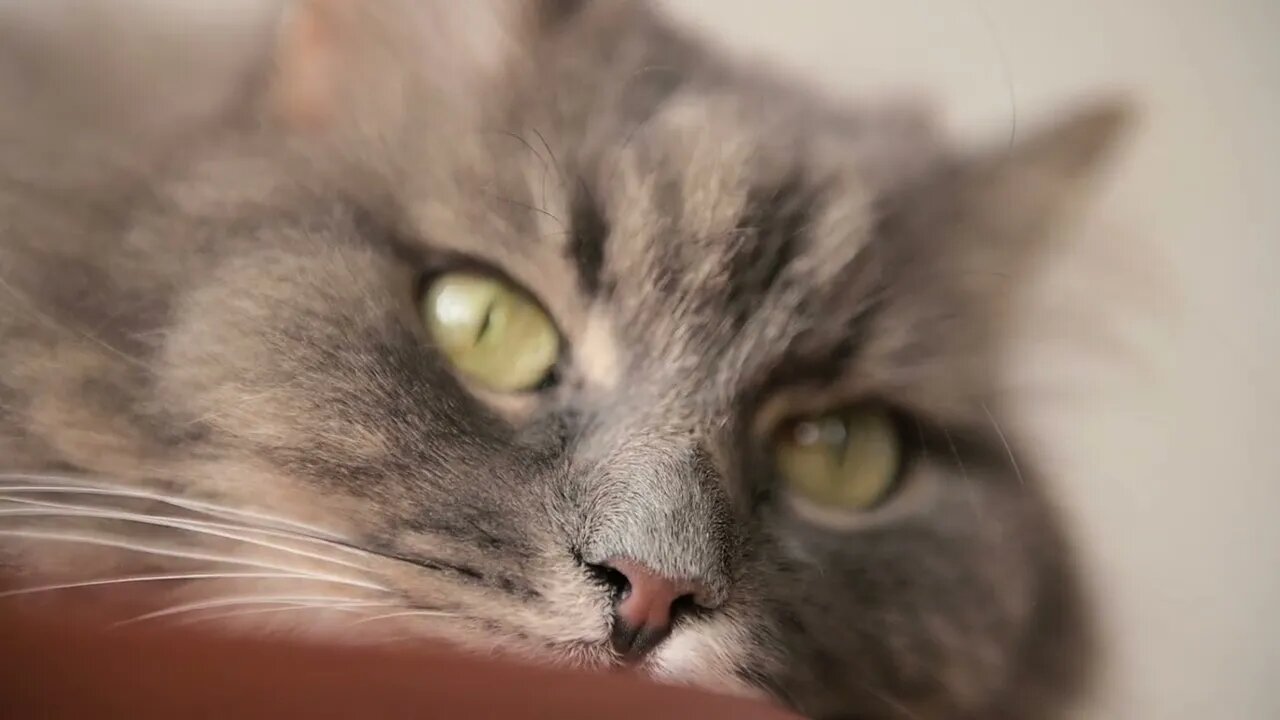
[0,1,1129,717]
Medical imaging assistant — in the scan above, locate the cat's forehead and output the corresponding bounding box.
[593,104,878,355]
[399,89,892,397]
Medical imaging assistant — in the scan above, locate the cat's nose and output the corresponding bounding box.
[594,558,703,661]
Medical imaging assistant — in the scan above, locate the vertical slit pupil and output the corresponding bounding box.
[475,301,496,343]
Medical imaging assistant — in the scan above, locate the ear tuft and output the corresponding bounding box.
[998,96,1138,184]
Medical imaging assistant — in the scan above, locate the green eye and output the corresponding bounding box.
[422,272,560,392]
[774,408,902,511]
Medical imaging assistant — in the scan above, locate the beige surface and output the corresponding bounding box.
[661,1,1278,717]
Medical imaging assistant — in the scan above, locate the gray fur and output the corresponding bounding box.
[0,1,1128,717]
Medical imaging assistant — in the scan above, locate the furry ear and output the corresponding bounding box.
[272,0,344,129]
[272,0,588,132]
[269,0,609,131]
[959,98,1136,258]
[883,98,1136,308]
[863,99,1136,412]
[994,99,1133,183]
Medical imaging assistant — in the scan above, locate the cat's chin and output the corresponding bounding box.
[644,630,771,702]
[554,638,769,703]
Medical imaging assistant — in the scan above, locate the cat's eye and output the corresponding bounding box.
[422,272,560,392]
[774,407,902,512]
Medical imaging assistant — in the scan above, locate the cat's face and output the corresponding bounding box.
[0,1,1128,717]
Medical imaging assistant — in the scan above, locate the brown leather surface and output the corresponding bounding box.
[0,598,797,719]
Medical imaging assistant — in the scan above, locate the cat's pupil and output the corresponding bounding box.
[475,302,495,343]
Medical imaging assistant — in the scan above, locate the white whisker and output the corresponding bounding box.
[0,503,374,570]
[0,274,154,371]
[942,428,984,524]
[0,495,368,558]
[0,529,386,592]
[180,389,282,430]
[349,609,458,626]
[116,594,381,626]
[0,572,323,599]
[0,474,347,540]
[981,403,1026,487]
[367,634,427,644]
[177,601,392,626]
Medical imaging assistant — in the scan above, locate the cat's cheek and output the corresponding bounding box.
[645,617,775,701]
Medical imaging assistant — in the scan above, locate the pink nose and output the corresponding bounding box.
[600,558,701,660]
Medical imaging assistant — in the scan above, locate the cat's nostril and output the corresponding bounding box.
[671,592,699,617]
[596,558,706,661]
[586,562,632,601]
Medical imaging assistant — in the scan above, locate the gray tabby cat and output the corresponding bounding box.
[0,1,1129,717]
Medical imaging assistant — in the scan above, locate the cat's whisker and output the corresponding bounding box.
[868,688,926,720]
[530,128,566,182]
[480,189,566,232]
[0,496,493,599]
[348,609,458,627]
[941,427,983,524]
[0,474,349,540]
[493,130,557,207]
[0,273,155,372]
[0,496,374,561]
[529,127,569,211]
[0,571,327,599]
[114,594,383,627]
[179,388,283,430]
[366,633,427,644]
[0,475,342,538]
[0,529,386,591]
[981,403,1026,487]
[176,600,393,626]
[0,506,374,572]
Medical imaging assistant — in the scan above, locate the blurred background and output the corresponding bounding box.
[4,1,1277,717]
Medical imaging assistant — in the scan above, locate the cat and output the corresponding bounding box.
[0,1,1130,718]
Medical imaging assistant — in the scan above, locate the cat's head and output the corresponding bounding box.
[0,1,1131,717]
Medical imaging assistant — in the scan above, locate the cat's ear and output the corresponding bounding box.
[269,0,601,131]
[883,98,1136,306]
[953,98,1136,261]
[270,0,507,130]
[271,0,350,130]
[863,100,1135,413]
